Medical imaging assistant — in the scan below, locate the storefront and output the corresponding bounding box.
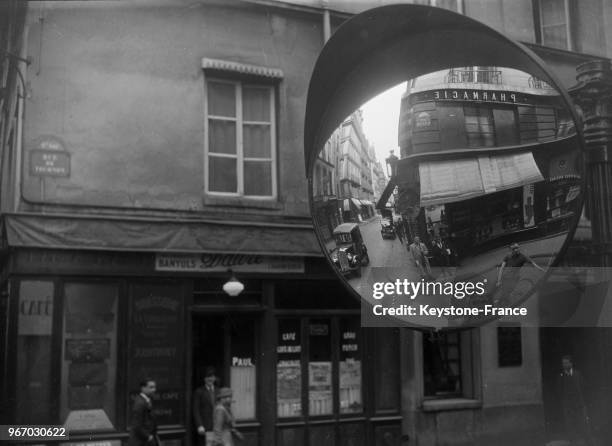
[3,240,403,446]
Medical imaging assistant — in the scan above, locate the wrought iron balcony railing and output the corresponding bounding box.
[446,69,502,85]
[528,76,554,90]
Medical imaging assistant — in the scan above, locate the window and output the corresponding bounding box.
[15,280,56,424]
[276,317,363,418]
[464,105,495,148]
[423,330,475,398]
[537,0,572,50]
[61,282,119,431]
[205,79,276,198]
[497,326,523,367]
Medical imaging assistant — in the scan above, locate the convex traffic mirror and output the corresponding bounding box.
[305,5,584,329]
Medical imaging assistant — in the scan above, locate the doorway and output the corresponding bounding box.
[192,314,259,421]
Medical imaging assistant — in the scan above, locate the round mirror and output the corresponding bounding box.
[305,5,583,329]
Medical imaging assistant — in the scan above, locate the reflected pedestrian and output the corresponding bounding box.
[431,236,451,277]
[495,242,544,304]
[128,378,159,446]
[409,236,432,280]
[193,366,218,446]
[395,219,405,244]
[213,387,244,446]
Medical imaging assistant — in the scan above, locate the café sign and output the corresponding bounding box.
[155,253,304,273]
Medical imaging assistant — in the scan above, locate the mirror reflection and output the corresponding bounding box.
[311,65,582,328]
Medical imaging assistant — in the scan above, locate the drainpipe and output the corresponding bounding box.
[322,0,331,44]
[13,20,28,213]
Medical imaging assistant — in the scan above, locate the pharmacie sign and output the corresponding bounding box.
[155,253,304,273]
[410,89,535,105]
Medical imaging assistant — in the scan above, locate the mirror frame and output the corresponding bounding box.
[304,4,585,329]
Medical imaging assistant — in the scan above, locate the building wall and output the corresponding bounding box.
[21,0,324,218]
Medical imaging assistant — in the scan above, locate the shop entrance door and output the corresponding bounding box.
[192,314,258,421]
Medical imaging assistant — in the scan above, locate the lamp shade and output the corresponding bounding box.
[222,275,244,296]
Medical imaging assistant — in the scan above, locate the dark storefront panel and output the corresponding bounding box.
[128,282,186,427]
[372,328,401,413]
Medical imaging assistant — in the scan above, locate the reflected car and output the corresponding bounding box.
[330,223,370,277]
[381,219,396,239]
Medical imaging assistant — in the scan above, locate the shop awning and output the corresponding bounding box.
[2,213,323,257]
[419,152,544,207]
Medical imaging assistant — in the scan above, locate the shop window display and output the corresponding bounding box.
[276,317,363,418]
[60,282,119,431]
[15,280,55,424]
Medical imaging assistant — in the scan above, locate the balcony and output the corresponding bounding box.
[446,69,502,85]
[528,76,555,90]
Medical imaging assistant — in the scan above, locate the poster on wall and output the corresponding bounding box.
[277,361,302,417]
[308,361,332,415]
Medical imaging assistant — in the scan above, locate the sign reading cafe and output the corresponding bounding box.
[155,253,305,273]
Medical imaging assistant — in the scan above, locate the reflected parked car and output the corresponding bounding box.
[330,223,370,277]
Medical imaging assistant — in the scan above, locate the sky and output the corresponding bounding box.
[360,81,407,166]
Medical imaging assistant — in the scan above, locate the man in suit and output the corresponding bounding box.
[193,366,218,446]
[409,236,432,279]
[430,236,451,277]
[559,355,592,446]
[129,378,158,446]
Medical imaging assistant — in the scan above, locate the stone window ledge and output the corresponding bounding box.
[422,398,482,412]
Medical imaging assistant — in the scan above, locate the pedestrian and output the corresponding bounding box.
[193,366,218,446]
[395,219,405,244]
[213,387,244,446]
[128,378,159,446]
[495,242,544,304]
[558,355,592,446]
[430,236,451,277]
[409,236,432,280]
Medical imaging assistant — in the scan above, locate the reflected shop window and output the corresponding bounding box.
[276,317,363,418]
[61,283,119,431]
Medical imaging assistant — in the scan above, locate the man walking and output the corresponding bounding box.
[193,366,218,446]
[409,236,432,279]
[129,378,159,446]
[558,355,592,446]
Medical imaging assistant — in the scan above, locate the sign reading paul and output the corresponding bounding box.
[304,4,584,329]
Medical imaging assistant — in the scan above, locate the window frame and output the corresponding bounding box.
[421,329,481,404]
[536,0,573,51]
[204,78,278,200]
[275,316,364,420]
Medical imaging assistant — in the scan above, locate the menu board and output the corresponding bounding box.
[128,283,184,426]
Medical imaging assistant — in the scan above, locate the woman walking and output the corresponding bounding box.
[213,387,244,446]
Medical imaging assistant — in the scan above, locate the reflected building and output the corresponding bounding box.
[337,111,377,222]
[395,66,581,260]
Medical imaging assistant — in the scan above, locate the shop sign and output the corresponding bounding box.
[18,281,54,336]
[409,89,549,106]
[155,253,305,273]
[30,149,71,177]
